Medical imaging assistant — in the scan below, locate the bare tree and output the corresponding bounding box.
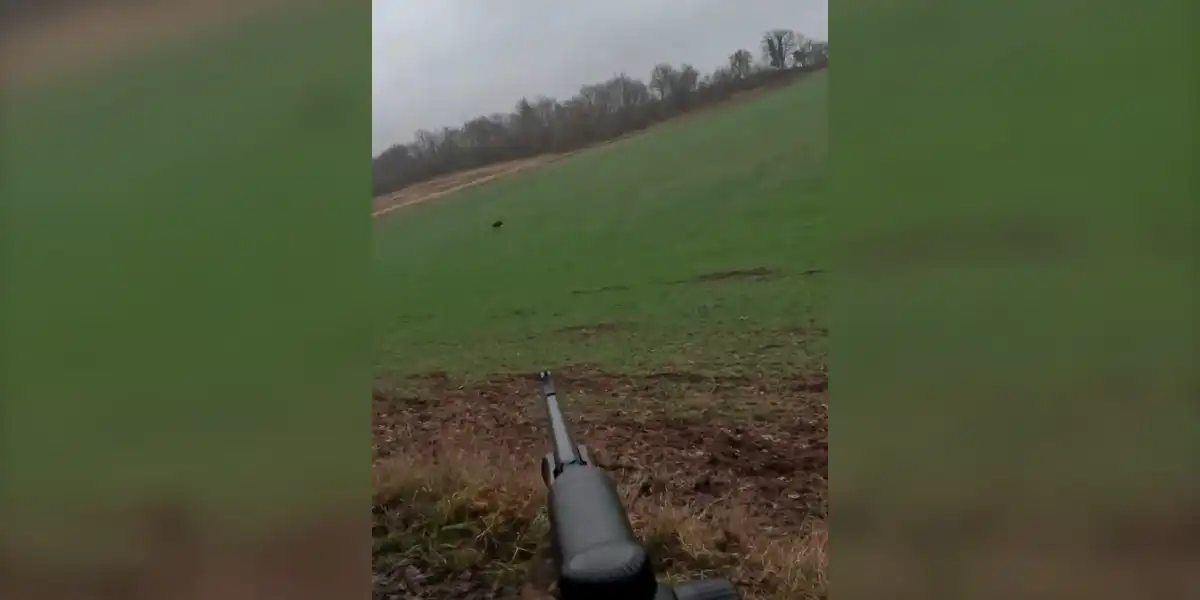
[372,29,828,196]
[649,63,678,100]
[671,63,700,108]
[711,66,734,88]
[413,129,438,157]
[804,40,829,68]
[792,38,830,69]
[729,49,754,80]
[761,29,799,70]
[677,64,700,93]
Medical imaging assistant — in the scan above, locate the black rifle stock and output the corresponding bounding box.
[537,371,741,600]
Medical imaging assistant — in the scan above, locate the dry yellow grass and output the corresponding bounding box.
[372,439,827,600]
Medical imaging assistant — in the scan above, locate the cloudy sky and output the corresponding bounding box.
[372,0,828,155]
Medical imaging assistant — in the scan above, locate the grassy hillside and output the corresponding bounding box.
[372,72,830,600]
[372,70,829,380]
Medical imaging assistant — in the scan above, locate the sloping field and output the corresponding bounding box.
[372,156,557,217]
[370,81,794,219]
[373,71,829,599]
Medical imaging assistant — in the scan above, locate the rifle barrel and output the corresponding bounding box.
[540,371,582,468]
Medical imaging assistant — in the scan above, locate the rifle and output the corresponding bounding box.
[537,371,741,600]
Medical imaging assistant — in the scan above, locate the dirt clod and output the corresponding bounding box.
[569,284,632,295]
[553,322,630,338]
[677,268,779,284]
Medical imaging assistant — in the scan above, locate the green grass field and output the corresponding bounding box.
[370,73,831,600]
[372,71,829,382]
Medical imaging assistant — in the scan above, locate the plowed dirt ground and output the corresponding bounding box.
[371,367,828,599]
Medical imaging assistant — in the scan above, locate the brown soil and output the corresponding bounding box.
[373,368,829,527]
[372,367,828,599]
[553,322,631,338]
[680,267,780,284]
[569,284,633,295]
[0,510,366,600]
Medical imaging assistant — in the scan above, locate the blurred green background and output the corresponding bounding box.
[831,0,1196,597]
[1,2,370,558]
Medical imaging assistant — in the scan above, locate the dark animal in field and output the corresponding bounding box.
[492,220,504,229]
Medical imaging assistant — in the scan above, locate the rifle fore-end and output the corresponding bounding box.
[536,371,741,600]
[538,371,658,599]
[542,453,658,599]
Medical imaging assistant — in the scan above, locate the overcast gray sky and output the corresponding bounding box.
[372,0,827,155]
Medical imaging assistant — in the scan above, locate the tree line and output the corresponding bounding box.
[372,29,828,197]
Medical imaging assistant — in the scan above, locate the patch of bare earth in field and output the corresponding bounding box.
[0,508,366,600]
[372,367,829,600]
[1,0,284,90]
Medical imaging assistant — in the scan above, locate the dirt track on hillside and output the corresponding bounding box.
[371,156,560,218]
[370,86,778,219]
